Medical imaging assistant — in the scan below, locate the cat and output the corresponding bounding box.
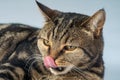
[0,0,105,80]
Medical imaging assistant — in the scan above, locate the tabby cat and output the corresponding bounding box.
[0,0,105,80]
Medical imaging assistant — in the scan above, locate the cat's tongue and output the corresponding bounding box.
[44,56,57,68]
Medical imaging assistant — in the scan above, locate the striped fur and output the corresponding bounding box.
[0,1,105,80]
[37,1,105,80]
[0,23,44,80]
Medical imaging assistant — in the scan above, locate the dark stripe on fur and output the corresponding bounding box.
[0,73,14,80]
[80,47,94,58]
[0,65,19,78]
[89,70,103,78]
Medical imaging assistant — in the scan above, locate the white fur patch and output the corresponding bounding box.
[49,65,74,75]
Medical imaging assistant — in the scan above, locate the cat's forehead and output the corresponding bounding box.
[40,13,91,41]
[54,12,89,24]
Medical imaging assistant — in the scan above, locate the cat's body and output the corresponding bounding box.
[0,24,42,80]
[0,1,105,80]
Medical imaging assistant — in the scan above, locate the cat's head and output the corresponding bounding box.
[36,1,105,75]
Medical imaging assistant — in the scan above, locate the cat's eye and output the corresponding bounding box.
[64,46,77,51]
[43,39,50,46]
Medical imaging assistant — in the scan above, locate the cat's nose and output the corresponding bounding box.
[49,49,60,59]
[44,56,57,68]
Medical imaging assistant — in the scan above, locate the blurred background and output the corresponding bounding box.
[0,0,119,80]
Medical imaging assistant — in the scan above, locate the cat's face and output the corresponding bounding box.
[36,1,105,75]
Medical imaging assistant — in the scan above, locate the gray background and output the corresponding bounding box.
[0,0,120,80]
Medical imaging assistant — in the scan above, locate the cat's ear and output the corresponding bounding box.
[35,0,60,21]
[87,9,106,38]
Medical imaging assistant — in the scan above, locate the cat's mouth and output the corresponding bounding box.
[49,66,73,75]
[43,56,73,75]
[51,67,65,72]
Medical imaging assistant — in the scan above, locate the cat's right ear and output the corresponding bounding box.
[35,0,60,21]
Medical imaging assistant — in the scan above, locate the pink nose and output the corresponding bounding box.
[44,56,57,68]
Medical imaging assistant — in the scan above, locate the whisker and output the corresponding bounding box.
[27,60,38,73]
[72,67,88,80]
[25,54,42,63]
[26,55,42,62]
[64,57,88,80]
[26,58,43,73]
[25,57,42,67]
[25,54,43,71]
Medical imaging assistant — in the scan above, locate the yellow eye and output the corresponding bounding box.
[43,39,50,46]
[64,46,77,51]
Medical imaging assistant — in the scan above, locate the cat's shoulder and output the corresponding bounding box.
[0,23,40,43]
[0,23,39,39]
[0,23,40,60]
[0,23,38,32]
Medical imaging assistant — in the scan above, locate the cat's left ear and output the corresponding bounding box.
[87,9,106,38]
[35,0,60,21]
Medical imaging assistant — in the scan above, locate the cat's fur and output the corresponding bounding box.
[0,1,105,80]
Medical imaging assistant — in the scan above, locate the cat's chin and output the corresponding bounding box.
[49,65,73,75]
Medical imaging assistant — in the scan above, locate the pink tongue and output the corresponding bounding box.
[44,56,57,68]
